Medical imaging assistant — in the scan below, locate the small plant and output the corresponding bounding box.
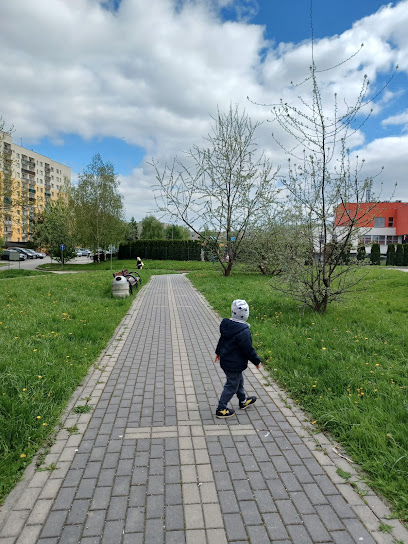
[350,481,369,497]
[66,424,79,435]
[38,462,58,473]
[379,522,393,534]
[73,404,93,414]
[336,468,351,481]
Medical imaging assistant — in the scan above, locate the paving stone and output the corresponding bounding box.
[223,513,247,541]
[83,510,106,536]
[165,505,184,530]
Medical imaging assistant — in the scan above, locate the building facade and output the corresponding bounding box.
[1,132,71,244]
[335,201,408,254]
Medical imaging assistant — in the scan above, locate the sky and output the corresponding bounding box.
[1,0,408,221]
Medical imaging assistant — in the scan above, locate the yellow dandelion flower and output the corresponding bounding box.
[43,423,47,426]
[38,375,42,379]
[37,416,41,419]
[376,364,380,367]
[322,347,327,350]
[312,421,317,424]
[312,385,317,388]
[33,349,37,352]
[22,388,27,392]
[20,454,26,458]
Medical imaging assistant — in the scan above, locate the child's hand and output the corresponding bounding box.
[256,363,262,369]
[214,355,220,363]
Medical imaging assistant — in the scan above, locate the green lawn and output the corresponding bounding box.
[188,267,408,520]
[1,262,407,521]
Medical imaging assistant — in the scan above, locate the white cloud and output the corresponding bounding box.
[0,0,408,219]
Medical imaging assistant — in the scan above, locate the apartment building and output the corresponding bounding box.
[335,201,408,254]
[0,131,71,244]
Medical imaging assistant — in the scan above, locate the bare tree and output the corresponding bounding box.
[253,36,397,313]
[152,104,279,276]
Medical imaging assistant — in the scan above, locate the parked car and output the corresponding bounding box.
[24,249,39,258]
[1,249,26,260]
[79,249,91,256]
[13,247,34,259]
[35,251,45,259]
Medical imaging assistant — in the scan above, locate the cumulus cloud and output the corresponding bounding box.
[0,0,407,219]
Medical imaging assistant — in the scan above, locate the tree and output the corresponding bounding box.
[32,190,77,263]
[254,41,396,312]
[165,224,190,240]
[404,244,408,267]
[395,243,403,266]
[386,243,396,266]
[152,104,279,276]
[370,243,381,265]
[73,154,124,259]
[125,216,139,241]
[140,215,165,239]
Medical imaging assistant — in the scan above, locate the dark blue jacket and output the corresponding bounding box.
[215,318,261,372]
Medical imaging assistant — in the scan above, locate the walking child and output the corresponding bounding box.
[214,299,261,418]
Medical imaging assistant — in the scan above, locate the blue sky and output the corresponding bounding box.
[1,0,407,219]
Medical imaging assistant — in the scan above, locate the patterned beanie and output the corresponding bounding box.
[231,299,249,322]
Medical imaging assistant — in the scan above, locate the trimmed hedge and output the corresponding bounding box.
[118,239,202,261]
[370,243,381,265]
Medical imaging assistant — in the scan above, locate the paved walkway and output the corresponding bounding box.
[0,274,407,544]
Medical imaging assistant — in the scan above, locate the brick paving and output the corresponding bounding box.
[0,274,407,544]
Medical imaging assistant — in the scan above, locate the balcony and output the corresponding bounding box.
[22,167,36,176]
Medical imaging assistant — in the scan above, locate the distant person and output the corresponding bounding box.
[136,256,144,270]
[214,299,261,418]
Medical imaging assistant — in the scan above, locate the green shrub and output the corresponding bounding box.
[370,243,381,265]
[386,243,395,266]
[395,244,404,266]
[118,240,202,261]
[357,244,366,261]
[403,244,408,266]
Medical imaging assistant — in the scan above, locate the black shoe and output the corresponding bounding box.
[239,396,257,410]
[216,407,236,419]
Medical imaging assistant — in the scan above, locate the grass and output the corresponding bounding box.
[0,267,158,502]
[188,267,408,520]
[38,258,216,273]
[0,269,52,279]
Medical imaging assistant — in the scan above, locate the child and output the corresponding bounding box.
[214,299,261,418]
[136,256,144,270]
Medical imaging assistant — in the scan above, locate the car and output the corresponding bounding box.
[1,249,26,260]
[79,249,91,256]
[35,251,45,259]
[24,249,39,259]
[13,247,34,259]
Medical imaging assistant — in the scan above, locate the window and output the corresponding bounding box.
[388,217,394,227]
[40,162,43,166]
[374,217,385,228]
[386,235,398,245]
[379,235,386,245]
[362,235,371,245]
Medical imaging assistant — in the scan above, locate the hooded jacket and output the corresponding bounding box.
[215,318,261,372]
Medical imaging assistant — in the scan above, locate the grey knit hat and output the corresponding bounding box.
[231,299,249,322]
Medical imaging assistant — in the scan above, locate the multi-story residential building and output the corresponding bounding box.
[0,131,71,244]
[335,201,408,254]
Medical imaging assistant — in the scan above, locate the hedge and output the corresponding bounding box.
[118,239,202,261]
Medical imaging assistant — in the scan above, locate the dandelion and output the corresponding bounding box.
[43,423,47,426]
[22,388,27,392]
[322,347,327,350]
[376,364,380,367]
[33,349,37,352]
[20,454,26,458]
[37,416,41,419]
[38,375,42,379]
[312,421,317,424]
[312,385,317,388]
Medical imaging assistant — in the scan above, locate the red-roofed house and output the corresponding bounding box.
[335,201,408,253]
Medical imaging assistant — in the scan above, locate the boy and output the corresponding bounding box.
[214,299,261,418]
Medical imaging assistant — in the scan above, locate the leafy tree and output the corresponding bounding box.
[395,243,403,266]
[254,42,396,312]
[73,154,124,260]
[140,215,165,239]
[32,193,76,263]
[152,104,279,276]
[386,243,395,266]
[125,216,139,241]
[165,224,190,240]
[370,243,381,265]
